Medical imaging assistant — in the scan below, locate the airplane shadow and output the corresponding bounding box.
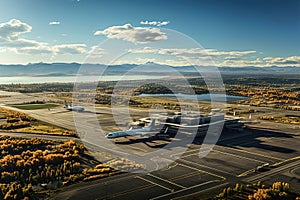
[52,110,104,114]
[113,125,297,155]
[81,110,105,115]
[52,110,71,114]
[114,136,172,149]
[216,127,297,154]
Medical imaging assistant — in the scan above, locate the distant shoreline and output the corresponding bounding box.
[0,75,167,85]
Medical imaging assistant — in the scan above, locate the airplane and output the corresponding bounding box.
[64,100,85,112]
[105,119,156,139]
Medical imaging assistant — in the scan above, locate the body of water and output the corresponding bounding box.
[139,93,248,102]
[0,75,166,84]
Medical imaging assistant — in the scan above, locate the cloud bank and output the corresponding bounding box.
[0,19,32,40]
[94,24,167,43]
[128,47,300,67]
[0,19,87,55]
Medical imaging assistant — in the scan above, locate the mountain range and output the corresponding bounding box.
[0,62,299,77]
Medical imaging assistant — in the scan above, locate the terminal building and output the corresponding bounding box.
[131,112,245,138]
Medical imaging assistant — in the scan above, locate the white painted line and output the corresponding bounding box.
[213,149,265,163]
[135,176,173,192]
[147,173,186,189]
[150,180,225,200]
[179,158,233,176]
[224,145,284,161]
[178,162,226,180]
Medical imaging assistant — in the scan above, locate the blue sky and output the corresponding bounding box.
[0,0,299,66]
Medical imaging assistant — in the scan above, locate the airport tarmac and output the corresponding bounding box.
[1,91,300,199]
[50,126,300,200]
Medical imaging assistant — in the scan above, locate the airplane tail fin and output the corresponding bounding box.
[148,119,156,130]
[64,100,70,108]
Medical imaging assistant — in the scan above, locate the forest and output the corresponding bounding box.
[213,181,299,200]
[0,136,142,199]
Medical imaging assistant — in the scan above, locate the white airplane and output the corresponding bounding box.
[105,119,156,139]
[64,100,85,112]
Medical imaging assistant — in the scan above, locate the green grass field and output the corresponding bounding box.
[13,104,59,110]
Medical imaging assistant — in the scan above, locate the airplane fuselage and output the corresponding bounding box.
[66,105,84,112]
[64,100,84,112]
[105,127,152,139]
[105,120,155,139]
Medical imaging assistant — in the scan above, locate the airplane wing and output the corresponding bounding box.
[163,127,168,134]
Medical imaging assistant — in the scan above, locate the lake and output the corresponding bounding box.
[139,93,248,102]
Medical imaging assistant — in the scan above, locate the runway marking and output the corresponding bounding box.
[72,174,137,192]
[244,158,300,183]
[236,168,256,177]
[170,148,199,157]
[128,165,214,193]
[179,158,233,176]
[147,173,186,189]
[165,162,179,170]
[272,155,300,167]
[170,147,212,158]
[223,145,284,161]
[102,181,155,199]
[149,180,225,200]
[127,145,148,153]
[213,149,265,163]
[171,182,229,200]
[170,171,201,181]
[135,176,174,192]
[81,139,129,157]
[179,149,211,159]
[178,162,226,180]
[290,167,300,179]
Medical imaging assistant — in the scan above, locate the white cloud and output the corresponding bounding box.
[128,47,158,54]
[0,47,7,53]
[140,20,170,27]
[1,37,87,55]
[94,24,167,44]
[162,59,192,66]
[128,47,300,67]
[128,47,215,66]
[269,56,300,65]
[0,38,43,48]
[113,57,157,65]
[218,56,300,67]
[0,19,89,56]
[136,58,156,63]
[16,45,54,55]
[15,43,87,55]
[129,47,256,58]
[54,44,86,54]
[88,46,104,57]
[205,49,256,56]
[0,19,32,40]
[49,21,60,25]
